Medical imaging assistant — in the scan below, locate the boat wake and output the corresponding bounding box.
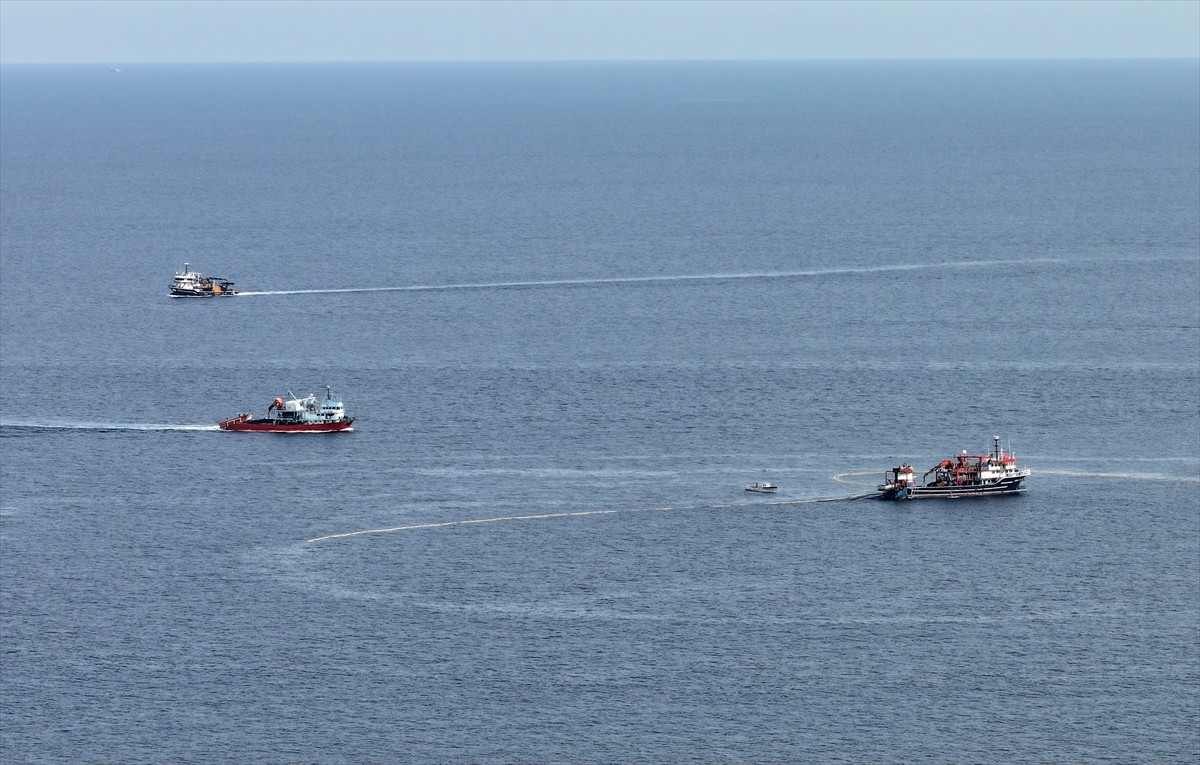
[307,492,876,544]
[0,420,220,433]
[237,256,1113,298]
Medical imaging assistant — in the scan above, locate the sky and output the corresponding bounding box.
[0,0,1197,64]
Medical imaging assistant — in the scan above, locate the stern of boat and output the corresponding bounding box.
[218,413,252,430]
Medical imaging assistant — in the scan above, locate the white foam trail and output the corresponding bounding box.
[307,493,873,544]
[239,257,1095,298]
[0,420,220,432]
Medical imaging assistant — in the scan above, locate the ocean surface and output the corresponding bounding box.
[1,60,1197,762]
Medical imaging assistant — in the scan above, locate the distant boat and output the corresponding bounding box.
[170,262,238,297]
[745,482,777,493]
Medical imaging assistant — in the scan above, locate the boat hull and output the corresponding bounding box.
[219,416,354,433]
[170,289,238,298]
[878,475,1027,500]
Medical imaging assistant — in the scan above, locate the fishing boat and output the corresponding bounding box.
[218,386,354,432]
[745,482,778,493]
[170,262,238,297]
[877,436,1029,500]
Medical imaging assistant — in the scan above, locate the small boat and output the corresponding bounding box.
[877,436,1029,500]
[746,482,778,493]
[170,262,238,297]
[219,386,354,433]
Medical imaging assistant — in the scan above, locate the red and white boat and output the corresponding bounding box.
[877,436,1029,500]
[219,386,354,433]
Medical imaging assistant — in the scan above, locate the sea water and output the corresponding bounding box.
[1,60,1197,762]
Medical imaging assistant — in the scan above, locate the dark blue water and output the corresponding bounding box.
[2,61,1197,762]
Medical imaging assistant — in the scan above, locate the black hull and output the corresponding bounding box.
[878,476,1027,500]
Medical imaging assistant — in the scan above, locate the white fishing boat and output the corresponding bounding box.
[170,262,238,297]
[745,482,778,493]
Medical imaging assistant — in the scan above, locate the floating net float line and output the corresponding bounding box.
[837,468,1198,485]
[831,470,882,486]
[1037,469,1199,483]
[306,493,876,544]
